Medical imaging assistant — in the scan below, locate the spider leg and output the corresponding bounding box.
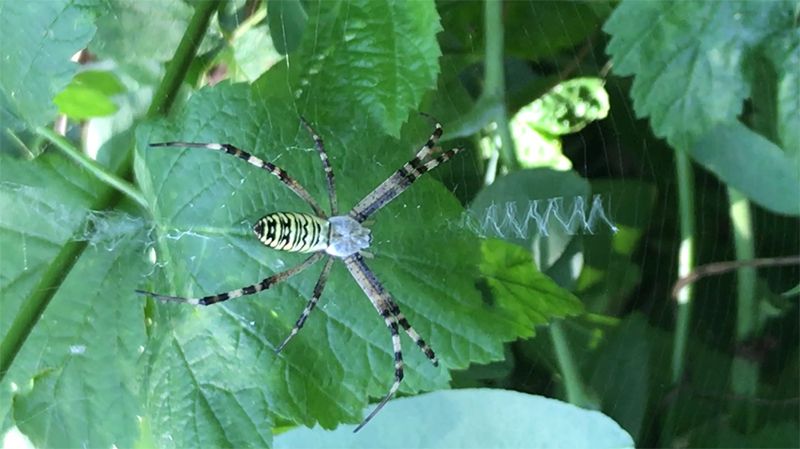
[383,297,438,366]
[136,252,324,306]
[275,255,335,354]
[348,115,462,223]
[345,254,437,363]
[403,147,461,183]
[353,300,403,433]
[411,112,444,163]
[300,117,338,216]
[344,253,438,432]
[149,141,327,219]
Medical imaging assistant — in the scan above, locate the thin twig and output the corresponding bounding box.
[671,256,800,299]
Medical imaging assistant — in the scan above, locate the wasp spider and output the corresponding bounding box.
[137,114,462,432]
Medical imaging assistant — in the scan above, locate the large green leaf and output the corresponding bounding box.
[274,389,635,448]
[586,313,651,443]
[267,0,307,55]
[255,0,442,137]
[88,0,193,67]
[0,0,97,130]
[131,78,563,444]
[690,122,800,216]
[479,239,584,332]
[53,70,126,119]
[1,1,590,446]
[604,0,797,150]
[440,1,602,61]
[0,153,146,448]
[11,234,147,449]
[0,154,107,340]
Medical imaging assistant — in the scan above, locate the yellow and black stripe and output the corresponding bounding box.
[254,212,330,253]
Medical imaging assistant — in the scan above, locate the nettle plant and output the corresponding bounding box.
[1,1,588,447]
[4,1,795,448]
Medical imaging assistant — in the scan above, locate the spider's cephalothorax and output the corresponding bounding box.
[136,114,462,432]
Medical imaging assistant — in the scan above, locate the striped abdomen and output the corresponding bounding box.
[254,212,330,253]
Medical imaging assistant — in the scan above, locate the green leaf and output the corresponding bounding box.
[0,153,146,448]
[132,80,545,443]
[0,0,97,130]
[503,2,601,61]
[267,0,307,55]
[0,154,106,334]
[255,0,442,137]
[604,0,797,150]
[690,122,800,216]
[586,313,651,442]
[509,120,566,170]
[520,78,610,136]
[12,236,146,449]
[273,389,635,448]
[231,27,283,82]
[479,239,584,335]
[440,1,601,61]
[594,314,736,442]
[54,70,126,119]
[88,0,193,67]
[762,27,800,157]
[76,70,126,96]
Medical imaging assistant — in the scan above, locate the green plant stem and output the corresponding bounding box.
[728,189,757,340]
[551,321,595,409]
[671,150,696,385]
[483,141,500,185]
[483,0,519,171]
[149,2,218,116]
[0,210,104,380]
[728,187,758,431]
[662,149,696,445]
[36,126,149,210]
[230,5,267,42]
[4,129,35,159]
[0,0,219,383]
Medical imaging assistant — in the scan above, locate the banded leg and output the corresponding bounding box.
[383,296,438,366]
[401,147,462,184]
[275,255,335,353]
[349,147,463,223]
[344,253,438,432]
[347,253,438,364]
[149,142,327,218]
[300,117,338,216]
[348,115,463,223]
[136,252,324,306]
[410,112,443,164]
[353,298,403,433]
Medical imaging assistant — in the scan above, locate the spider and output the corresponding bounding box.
[136,113,462,432]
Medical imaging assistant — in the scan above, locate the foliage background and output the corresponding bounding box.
[0,0,798,448]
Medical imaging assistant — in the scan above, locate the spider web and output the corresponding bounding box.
[4,2,581,447]
[1,1,798,449]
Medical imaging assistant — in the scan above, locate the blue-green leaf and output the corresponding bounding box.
[274,389,635,449]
